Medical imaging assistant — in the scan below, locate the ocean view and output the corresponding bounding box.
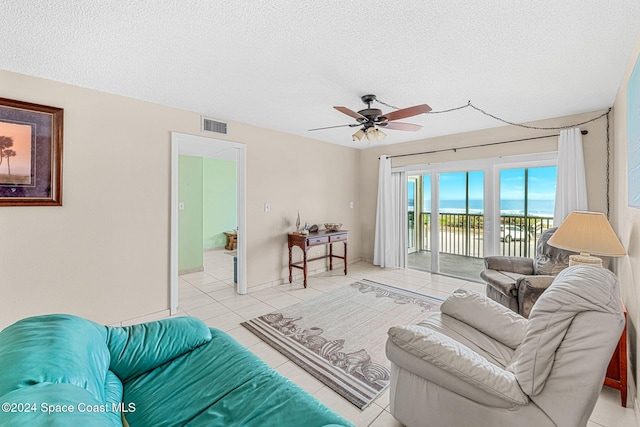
[409,199,555,217]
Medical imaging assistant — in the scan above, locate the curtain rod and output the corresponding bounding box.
[383,130,588,159]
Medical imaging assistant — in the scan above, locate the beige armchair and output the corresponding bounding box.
[480,227,575,317]
[386,266,624,427]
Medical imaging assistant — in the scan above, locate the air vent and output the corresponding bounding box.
[201,117,228,134]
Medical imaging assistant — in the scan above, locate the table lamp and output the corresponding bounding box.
[547,211,626,267]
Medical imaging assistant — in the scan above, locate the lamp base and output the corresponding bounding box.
[568,253,603,268]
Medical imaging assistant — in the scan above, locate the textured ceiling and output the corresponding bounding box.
[2,1,640,148]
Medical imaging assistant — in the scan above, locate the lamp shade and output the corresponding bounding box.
[547,211,626,257]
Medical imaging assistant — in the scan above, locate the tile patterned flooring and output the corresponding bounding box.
[173,249,637,427]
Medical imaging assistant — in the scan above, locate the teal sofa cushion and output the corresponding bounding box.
[0,383,122,426]
[122,328,350,427]
[0,314,122,426]
[106,316,212,381]
[0,314,349,427]
[0,314,109,402]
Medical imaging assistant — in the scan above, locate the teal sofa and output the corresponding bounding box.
[0,314,351,426]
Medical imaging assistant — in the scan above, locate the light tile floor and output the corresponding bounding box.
[174,249,637,427]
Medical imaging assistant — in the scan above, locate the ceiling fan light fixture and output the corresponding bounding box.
[364,127,386,142]
[352,129,365,141]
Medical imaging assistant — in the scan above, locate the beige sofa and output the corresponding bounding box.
[386,266,624,427]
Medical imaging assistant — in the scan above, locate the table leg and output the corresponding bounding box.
[303,249,308,288]
[288,246,293,283]
[329,243,333,271]
[344,241,348,275]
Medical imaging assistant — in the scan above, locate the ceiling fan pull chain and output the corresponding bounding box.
[375,98,400,110]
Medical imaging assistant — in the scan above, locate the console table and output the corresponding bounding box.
[288,230,348,288]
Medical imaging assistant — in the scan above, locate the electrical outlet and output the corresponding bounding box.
[349,201,354,208]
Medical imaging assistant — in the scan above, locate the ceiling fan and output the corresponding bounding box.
[309,94,432,142]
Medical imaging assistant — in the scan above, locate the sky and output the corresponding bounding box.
[0,121,32,176]
[413,166,557,209]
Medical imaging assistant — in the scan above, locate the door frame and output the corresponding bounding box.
[169,132,247,315]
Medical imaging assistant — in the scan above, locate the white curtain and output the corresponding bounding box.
[554,128,588,225]
[373,155,407,268]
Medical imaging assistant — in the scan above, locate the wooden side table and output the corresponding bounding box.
[288,230,348,288]
[604,302,627,407]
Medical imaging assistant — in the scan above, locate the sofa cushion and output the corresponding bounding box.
[441,289,528,349]
[479,270,525,296]
[387,324,528,406]
[0,314,110,403]
[121,328,350,427]
[0,383,122,427]
[532,228,571,275]
[106,316,212,381]
[508,266,623,396]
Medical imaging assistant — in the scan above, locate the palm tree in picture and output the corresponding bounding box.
[3,149,16,175]
[0,136,14,168]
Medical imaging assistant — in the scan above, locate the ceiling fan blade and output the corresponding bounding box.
[380,122,423,131]
[384,104,432,121]
[334,106,367,121]
[308,123,360,131]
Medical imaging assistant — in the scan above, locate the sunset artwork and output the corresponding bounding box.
[0,121,32,185]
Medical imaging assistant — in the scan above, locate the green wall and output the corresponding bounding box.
[203,158,237,249]
[179,156,237,273]
[178,155,204,272]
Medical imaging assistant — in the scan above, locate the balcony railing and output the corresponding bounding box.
[410,213,554,259]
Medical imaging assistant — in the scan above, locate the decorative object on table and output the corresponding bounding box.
[295,210,301,232]
[309,224,319,233]
[324,223,342,231]
[242,279,443,410]
[0,97,63,206]
[547,211,626,267]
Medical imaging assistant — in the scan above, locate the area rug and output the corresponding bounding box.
[241,279,443,409]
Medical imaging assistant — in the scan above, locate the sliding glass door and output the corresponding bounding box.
[407,176,418,253]
[408,170,484,280]
[437,171,484,278]
[405,154,557,282]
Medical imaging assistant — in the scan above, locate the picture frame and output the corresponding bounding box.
[0,97,63,206]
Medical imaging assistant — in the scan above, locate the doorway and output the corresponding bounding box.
[169,132,247,315]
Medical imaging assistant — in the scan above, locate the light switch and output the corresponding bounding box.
[179,202,185,210]
[264,202,270,212]
[349,201,354,209]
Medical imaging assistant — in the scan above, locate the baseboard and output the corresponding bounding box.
[117,309,172,327]
[179,266,205,275]
[248,257,365,292]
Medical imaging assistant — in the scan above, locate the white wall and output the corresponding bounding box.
[0,69,361,328]
[612,31,640,397]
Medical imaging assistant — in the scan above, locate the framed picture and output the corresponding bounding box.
[0,97,63,206]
